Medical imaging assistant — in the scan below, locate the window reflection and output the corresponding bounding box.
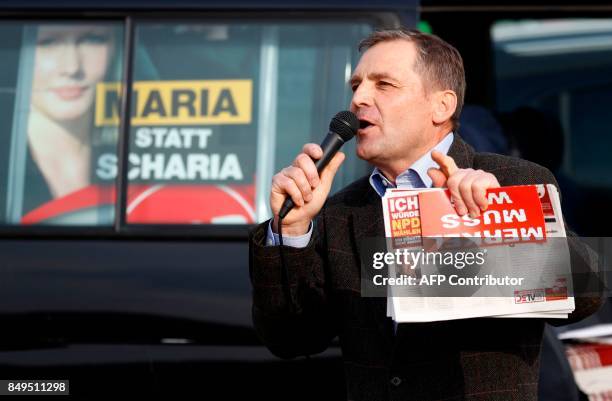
[15,23,124,225]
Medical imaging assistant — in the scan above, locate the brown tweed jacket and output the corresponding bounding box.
[249,135,602,401]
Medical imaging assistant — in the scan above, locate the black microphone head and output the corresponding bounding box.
[330,111,358,142]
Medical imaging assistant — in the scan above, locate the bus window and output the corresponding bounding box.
[0,21,124,226]
[116,21,372,225]
[492,19,612,187]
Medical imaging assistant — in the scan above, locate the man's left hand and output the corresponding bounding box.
[427,150,500,218]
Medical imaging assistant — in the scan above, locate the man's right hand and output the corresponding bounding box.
[270,143,345,236]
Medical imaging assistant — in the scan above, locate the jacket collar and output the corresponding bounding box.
[446,133,475,170]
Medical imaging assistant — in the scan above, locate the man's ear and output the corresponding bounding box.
[432,90,457,126]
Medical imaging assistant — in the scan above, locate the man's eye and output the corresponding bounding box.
[351,84,359,92]
[378,81,392,87]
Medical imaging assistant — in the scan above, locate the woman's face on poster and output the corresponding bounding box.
[32,25,114,121]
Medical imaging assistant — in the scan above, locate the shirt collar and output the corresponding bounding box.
[368,132,454,196]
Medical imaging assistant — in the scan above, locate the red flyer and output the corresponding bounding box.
[418,185,547,244]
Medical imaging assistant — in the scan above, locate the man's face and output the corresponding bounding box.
[349,40,435,167]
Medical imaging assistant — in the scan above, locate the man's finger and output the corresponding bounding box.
[427,167,448,188]
[303,143,323,160]
[458,173,481,217]
[450,194,468,217]
[294,153,320,188]
[319,152,345,187]
[431,150,459,178]
[276,174,305,207]
[282,166,313,203]
[447,170,470,216]
[471,176,490,212]
[472,173,501,211]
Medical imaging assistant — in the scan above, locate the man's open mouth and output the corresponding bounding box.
[359,119,374,129]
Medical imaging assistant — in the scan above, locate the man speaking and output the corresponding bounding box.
[249,28,601,400]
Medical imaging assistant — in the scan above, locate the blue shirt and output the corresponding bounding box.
[267,133,455,247]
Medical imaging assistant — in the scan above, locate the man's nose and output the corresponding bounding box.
[59,43,82,77]
[350,82,373,110]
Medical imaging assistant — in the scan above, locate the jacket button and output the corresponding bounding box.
[390,376,402,386]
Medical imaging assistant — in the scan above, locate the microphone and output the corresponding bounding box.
[278,110,359,219]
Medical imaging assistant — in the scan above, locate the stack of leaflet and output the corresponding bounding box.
[559,324,612,399]
[382,184,575,322]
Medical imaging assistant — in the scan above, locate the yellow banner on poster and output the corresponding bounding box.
[95,80,252,126]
